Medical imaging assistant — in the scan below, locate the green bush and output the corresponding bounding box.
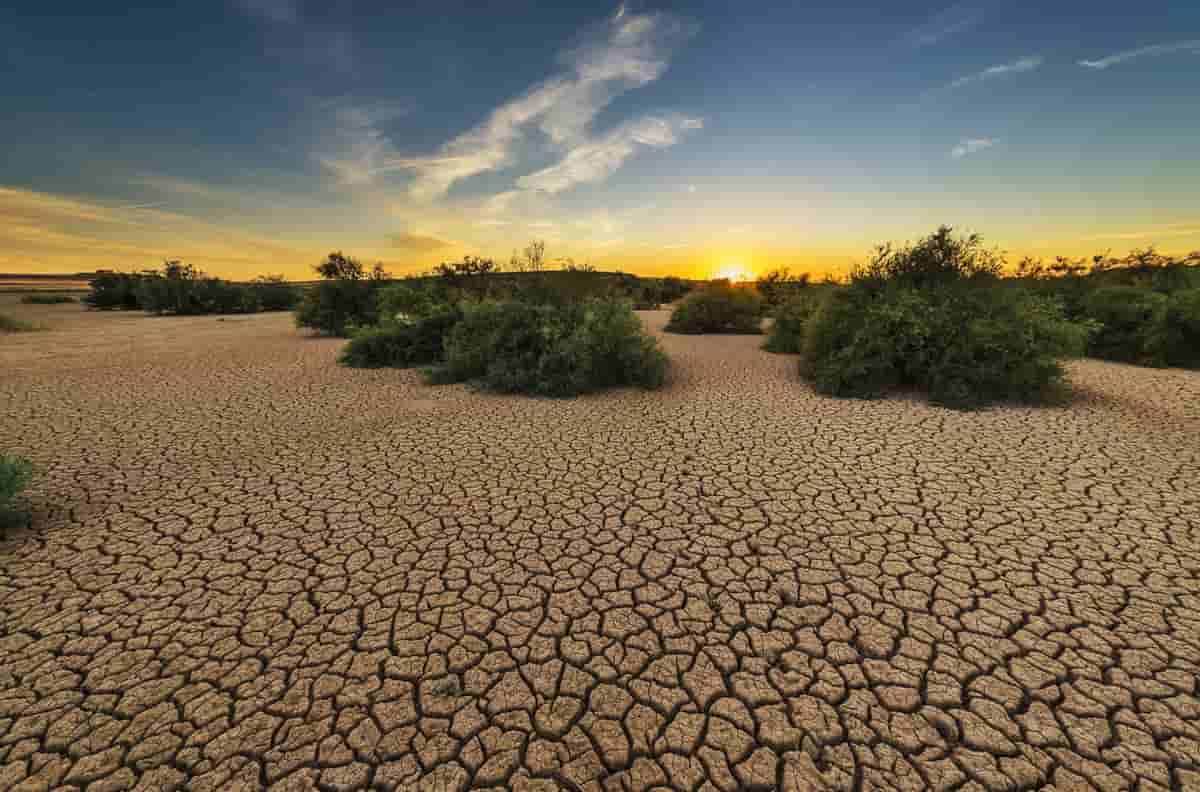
[1159,288,1200,368]
[294,279,381,336]
[0,455,33,515]
[0,313,39,332]
[763,293,819,353]
[800,228,1092,408]
[376,282,439,322]
[339,307,463,368]
[756,268,810,311]
[1081,286,1168,364]
[251,276,300,311]
[20,294,76,304]
[431,298,666,396]
[85,272,146,309]
[665,283,764,334]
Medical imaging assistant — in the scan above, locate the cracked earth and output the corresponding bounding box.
[2,304,1199,791]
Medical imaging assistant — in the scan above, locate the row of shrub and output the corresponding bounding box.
[313,249,669,397]
[294,248,695,337]
[1013,251,1200,368]
[86,262,300,315]
[20,294,77,304]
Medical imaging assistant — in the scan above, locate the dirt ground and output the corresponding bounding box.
[2,300,1199,791]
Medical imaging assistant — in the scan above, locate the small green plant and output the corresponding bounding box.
[20,294,77,304]
[763,293,818,353]
[665,283,764,334]
[0,455,34,521]
[0,313,39,332]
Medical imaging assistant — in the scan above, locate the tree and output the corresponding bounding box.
[316,251,366,281]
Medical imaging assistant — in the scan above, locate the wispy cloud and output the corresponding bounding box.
[319,6,698,201]
[1078,39,1200,69]
[951,138,995,158]
[388,231,454,251]
[516,115,702,194]
[949,55,1042,89]
[902,2,985,48]
[1080,223,1200,241]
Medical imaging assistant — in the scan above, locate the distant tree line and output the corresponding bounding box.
[85,262,300,314]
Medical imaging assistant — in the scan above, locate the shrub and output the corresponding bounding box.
[665,283,764,334]
[20,294,76,304]
[295,252,388,335]
[339,307,463,368]
[85,272,146,310]
[1081,286,1169,364]
[376,282,439,322]
[756,268,811,310]
[1159,288,1200,368]
[800,228,1092,408]
[432,298,666,396]
[0,313,39,332]
[0,455,33,516]
[763,293,819,353]
[294,279,380,336]
[251,276,300,311]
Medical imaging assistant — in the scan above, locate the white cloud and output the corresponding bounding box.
[902,2,985,48]
[1078,39,1200,69]
[319,6,698,201]
[951,137,995,158]
[949,55,1042,88]
[516,115,703,194]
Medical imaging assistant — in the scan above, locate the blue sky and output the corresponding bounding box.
[2,1,1198,277]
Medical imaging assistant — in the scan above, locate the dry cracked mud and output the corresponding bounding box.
[2,303,1199,791]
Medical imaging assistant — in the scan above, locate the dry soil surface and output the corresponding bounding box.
[2,303,1199,791]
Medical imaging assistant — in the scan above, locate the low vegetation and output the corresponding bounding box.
[0,313,40,332]
[20,294,76,304]
[665,282,765,334]
[762,293,820,353]
[0,454,33,524]
[85,263,299,315]
[1017,249,1200,368]
[794,227,1094,408]
[331,244,669,397]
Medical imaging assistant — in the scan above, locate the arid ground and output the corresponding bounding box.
[2,298,1199,791]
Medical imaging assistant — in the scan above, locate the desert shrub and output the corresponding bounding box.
[376,282,439,322]
[432,298,666,396]
[763,293,819,353]
[665,283,764,334]
[1081,286,1169,364]
[1158,289,1200,368]
[339,307,463,368]
[800,227,1092,408]
[295,252,387,335]
[251,276,300,311]
[0,313,39,332]
[294,279,380,336]
[85,272,146,309]
[20,294,76,304]
[756,268,811,311]
[0,455,33,518]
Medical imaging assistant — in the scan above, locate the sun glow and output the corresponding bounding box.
[714,262,753,282]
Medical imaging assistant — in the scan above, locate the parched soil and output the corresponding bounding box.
[2,304,1199,791]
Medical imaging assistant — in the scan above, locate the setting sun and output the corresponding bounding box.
[714,262,754,282]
